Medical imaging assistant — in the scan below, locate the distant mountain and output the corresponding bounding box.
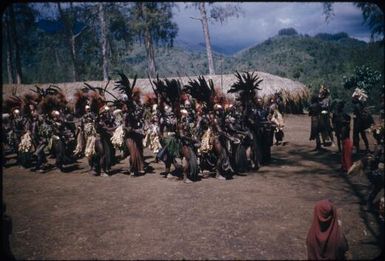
[114,33,383,106]
[174,40,206,53]
[227,33,383,109]
[174,40,240,55]
[11,27,383,109]
[167,32,383,108]
[230,33,382,86]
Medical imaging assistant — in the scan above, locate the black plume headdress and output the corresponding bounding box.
[113,73,138,109]
[183,75,216,111]
[3,95,23,114]
[228,71,263,105]
[30,84,62,99]
[152,75,182,109]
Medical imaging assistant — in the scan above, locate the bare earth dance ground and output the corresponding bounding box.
[2,115,383,260]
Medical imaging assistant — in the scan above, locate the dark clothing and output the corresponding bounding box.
[352,100,372,151]
[309,102,321,141]
[306,199,349,260]
[124,107,145,173]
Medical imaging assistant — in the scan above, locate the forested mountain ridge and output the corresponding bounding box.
[3,24,383,109]
[229,33,383,99]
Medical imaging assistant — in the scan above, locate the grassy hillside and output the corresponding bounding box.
[112,33,383,108]
[3,31,383,109]
[226,34,384,110]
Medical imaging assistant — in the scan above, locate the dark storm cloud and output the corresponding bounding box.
[173,2,373,51]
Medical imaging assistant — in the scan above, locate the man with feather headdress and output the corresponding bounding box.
[76,84,117,176]
[228,71,271,169]
[184,76,234,180]
[142,93,162,156]
[352,87,373,153]
[34,85,76,173]
[318,85,334,147]
[151,76,183,179]
[3,91,38,168]
[268,93,285,146]
[114,73,146,176]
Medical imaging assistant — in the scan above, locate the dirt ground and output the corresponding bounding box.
[2,115,383,260]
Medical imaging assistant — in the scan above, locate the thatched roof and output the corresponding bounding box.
[2,71,309,106]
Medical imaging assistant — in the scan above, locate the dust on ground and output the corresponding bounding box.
[2,115,383,260]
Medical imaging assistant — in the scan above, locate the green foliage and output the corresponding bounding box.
[2,5,384,112]
[209,4,243,24]
[315,32,349,41]
[343,65,382,91]
[128,2,178,47]
[354,2,384,41]
[230,32,383,110]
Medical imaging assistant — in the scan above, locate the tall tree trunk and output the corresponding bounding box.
[144,28,156,77]
[199,2,215,75]
[70,36,79,81]
[4,13,15,83]
[99,3,109,81]
[9,5,23,83]
[140,3,157,77]
[57,3,79,82]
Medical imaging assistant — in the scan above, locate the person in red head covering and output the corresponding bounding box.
[306,199,349,260]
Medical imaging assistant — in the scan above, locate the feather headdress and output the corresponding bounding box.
[114,73,137,101]
[228,71,263,106]
[142,92,157,107]
[183,75,216,111]
[73,89,89,117]
[152,76,182,110]
[38,94,67,115]
[319,84,330,98]
[352,87,368,102]
[213,87,231,108]
[3,95,23,114]
[31,85,68,114]
[4,92,40,116]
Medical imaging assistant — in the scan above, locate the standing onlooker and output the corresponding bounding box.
[340,113,353,173]
[306,199,349,260]
[332,100,353,172]
[309,94,322,150]
[352,88,373,154]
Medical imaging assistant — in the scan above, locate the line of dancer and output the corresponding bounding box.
[2,71,286,183]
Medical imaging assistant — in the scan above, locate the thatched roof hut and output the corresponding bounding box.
[3,71,309,113]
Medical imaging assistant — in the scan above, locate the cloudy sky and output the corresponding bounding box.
[172,2,373,52]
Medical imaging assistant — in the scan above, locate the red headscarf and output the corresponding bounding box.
[306,199,348,260]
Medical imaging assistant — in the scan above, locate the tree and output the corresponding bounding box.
[98,3,109,81]
[323,2,384,42]
[128,2,178,77]
[3,11,14,83]
[343,65,382,91]
[2,3,37,84]
[355,3,384,41]
[189,3,242,75]
[57,3,89,81]
[8,5,23,84]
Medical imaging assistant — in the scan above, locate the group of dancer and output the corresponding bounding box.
[309,84,379,154]
[308,84,384,220]
[2,72,286,183]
